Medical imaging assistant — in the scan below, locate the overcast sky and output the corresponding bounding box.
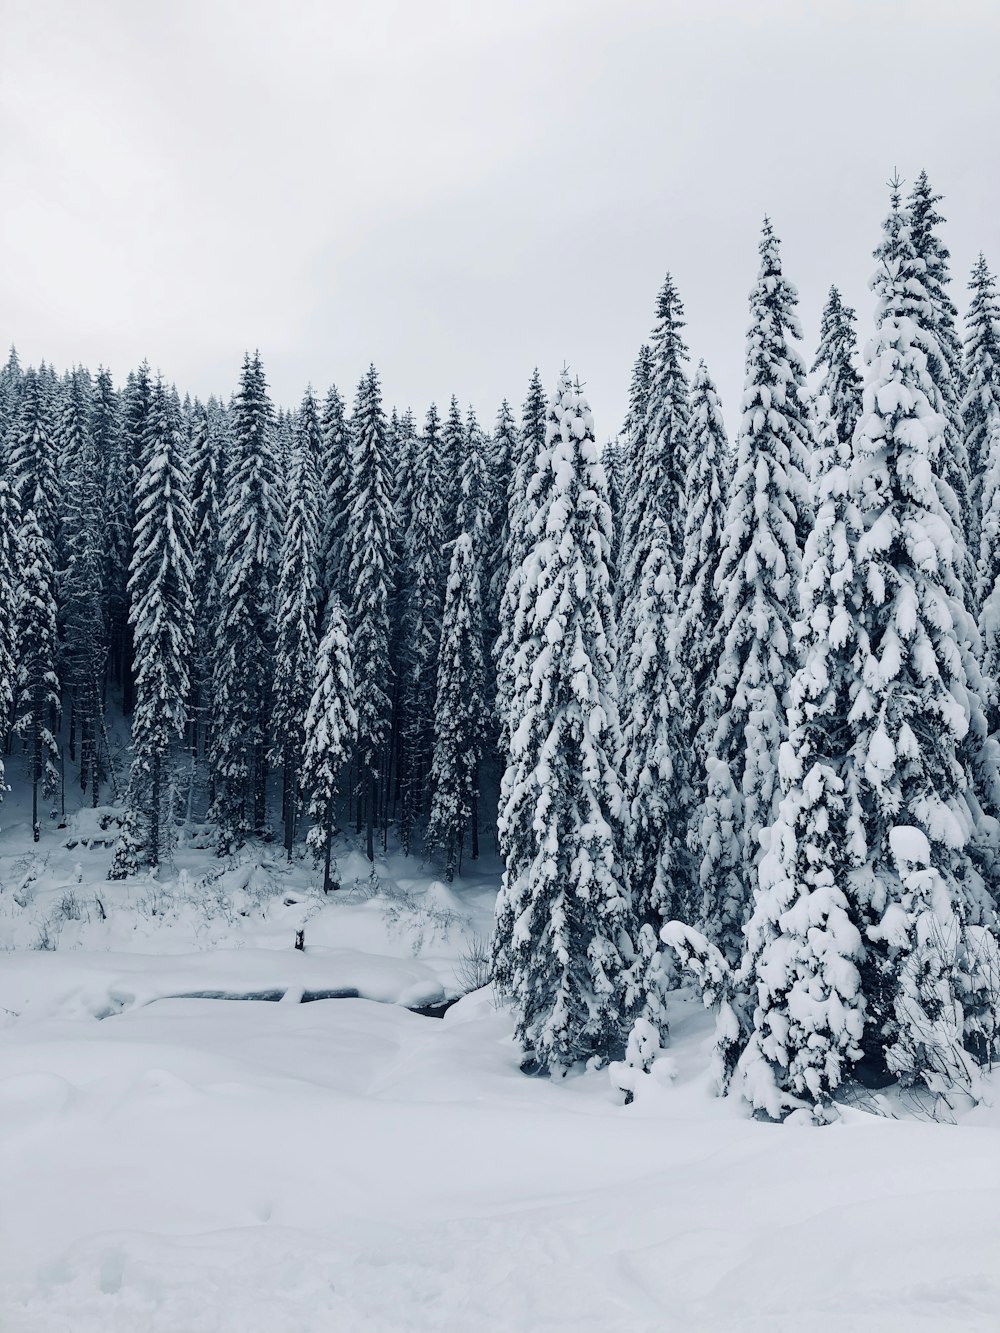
[2,0,998,440]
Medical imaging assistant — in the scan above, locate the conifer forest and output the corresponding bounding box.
[3,16,1000,1308]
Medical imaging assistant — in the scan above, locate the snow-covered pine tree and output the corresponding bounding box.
[620,518,691,926]
[493,370,637,1073]
[732,392,867,1120]
[91,368,128,703]
[303,597,357,893]
[966,256,1000,621]
[0,346,23,447]
[812,285,863,447]
[344,365,396,861]
[439,395,465,543]
[493,369,549,752]
[673,361,730,765]
[695,220,810,964]
[620,342,653,487]
[58,368,107,801]
[117,378,193,869]
[851,178,997,1092]
[188,398,227,764]
[318,383,351,612]
[398,402,446,854]
[118,363,152,713]
[270,394,320,856]
[11,373,60,840]
[618,275,690,636]
[426,416,490,878]
[0,435,18,800]
[485,398,518,637]
[602,437,627,576]
[426,532,487,881]
[908,171,973,587]
[210,352,279,848]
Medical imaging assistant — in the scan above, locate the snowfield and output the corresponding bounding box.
[1,801,999,1332]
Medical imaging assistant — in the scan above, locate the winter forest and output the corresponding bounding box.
[3,169,1000,1121]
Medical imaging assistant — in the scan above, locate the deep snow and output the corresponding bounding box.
[1,786,999,1331]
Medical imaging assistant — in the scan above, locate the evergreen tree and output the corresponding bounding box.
[494,370,548,750]
[426,531,487,880]
[188,398,227,764]
[210,352,279,847]
[812,285,863,446]
[493,371,637,1073]
[91,368,128,702]
[674,361,730,764]
[344,365,396,861]
[118,379,193,867]
[398,403,445,854]
[486,398,518,636]
[270,395,320,856]
[303,598,357,893]
[965,256,1000,617]
[620,519,690,926]
[732,393,868,1120]
[908,171,973,585]
[0,436,18,796]
[12,373,60,839]
[620,342,653,485]
[618,274,690,634]
[118,363,153,713]
[439,395,465,542]
[0,346,23,447]
[58,369,107,801]
[851,179,996,1090]
[695,221,809,963]
[318,383,350,609]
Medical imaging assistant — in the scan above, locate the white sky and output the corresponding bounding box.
[2,0,998,441]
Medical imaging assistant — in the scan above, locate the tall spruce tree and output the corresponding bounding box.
[695,221,810,963]
[493,371,637,1073]
[344,365,396,861]
[908,171,973,588]
[620,342,653,487]
[118,363,152,713]
[318,383,351,610]
[303,598,357,893]
[271,395,320,856]
[439,395,465,543]
[0,435,18,799]
[812,286,863,446]
[851,179,996,1091]
[398,403,445,854]
[494,369,548,751]
[119,379,193,867]
[732,392,868,1119]
[210,352,279,847]
[12,373,60,840]
[618,275,690,634]
[188,399,227,764]
[58,369,107,800]
[673,361,730,765]
[966,256,1000,623]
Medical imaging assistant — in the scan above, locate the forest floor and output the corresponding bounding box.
[1,776,1000,1332]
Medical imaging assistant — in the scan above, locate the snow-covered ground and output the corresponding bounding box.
[2,787,1000,1332]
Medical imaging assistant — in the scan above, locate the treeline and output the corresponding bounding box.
[2,169,1000,1117]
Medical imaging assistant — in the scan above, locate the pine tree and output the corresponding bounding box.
[0,346,23,447]
[344,365,396,861]
[91,368,128,703]
[618,275,690,634]
[0,438,18,799]
[58,369,107,801]
[492,371,637,1073]
[118,378,193,868]
[812,285,863,446]
[620,519,691,926]
[732,394,868,1120]
[426,532,487,880]
[318,384,351,611]
[695,221,810,963]
[620,343,654,486]
[210,352,279,847]
[398,403,446,854]
[12,373,60,839]
[188,398,227,764]
[908,171,973,586]
[486,398,518,634]
[673,361,730,764]
[851,179,996,1090]
[965,256,1000,619]
[439,395,465,542]
[303,598,357,893]
[494,370,548,750]
[270,394,320,856]
[118,363,153,713]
